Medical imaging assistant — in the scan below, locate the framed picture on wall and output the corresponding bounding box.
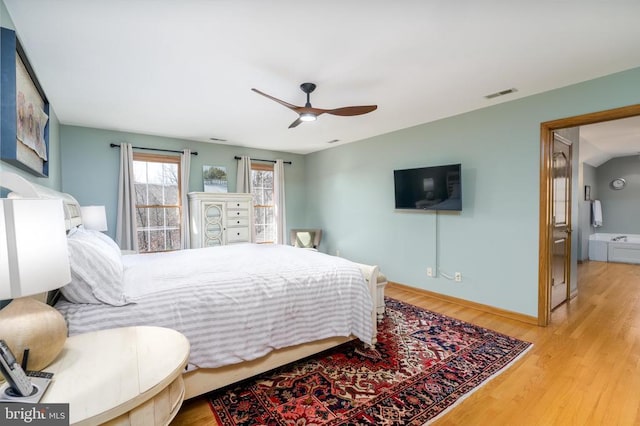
[203,165,228,192]
[0,28,50,177]
[584,185,591,201]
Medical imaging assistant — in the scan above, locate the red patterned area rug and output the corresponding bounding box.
[207,297,533,425]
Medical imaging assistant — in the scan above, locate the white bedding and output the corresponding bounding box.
[55,244,374,370]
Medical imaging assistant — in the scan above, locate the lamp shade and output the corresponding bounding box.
[80,205,108,231]
[0,198,71,299]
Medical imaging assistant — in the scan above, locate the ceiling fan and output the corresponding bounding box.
[251,83,377,128]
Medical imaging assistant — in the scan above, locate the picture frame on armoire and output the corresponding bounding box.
[1,27,50,177]
[203,165,228,193]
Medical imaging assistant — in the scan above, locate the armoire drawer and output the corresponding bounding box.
[227,201,251,210]
[227,209,248,219]
[227,227,249,242]
[227,217,250,227]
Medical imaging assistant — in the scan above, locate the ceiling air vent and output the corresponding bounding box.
[485,88,518,99]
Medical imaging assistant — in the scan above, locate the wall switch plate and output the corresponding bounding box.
[454,272,462,282]
[427,267,433,277]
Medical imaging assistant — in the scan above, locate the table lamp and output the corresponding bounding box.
[80,205,108,232]
[0,198,71,371]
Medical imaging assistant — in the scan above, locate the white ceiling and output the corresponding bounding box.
[4,1,640,155]
[579,116,640,167]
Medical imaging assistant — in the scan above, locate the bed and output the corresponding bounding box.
[2,173,379,399]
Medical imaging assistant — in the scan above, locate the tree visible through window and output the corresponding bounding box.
[251,163,275,243]
[133,153,181,252]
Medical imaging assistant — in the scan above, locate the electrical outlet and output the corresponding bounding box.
[427,267,433,277]
[454,272,462,282]
[336,249,340,257]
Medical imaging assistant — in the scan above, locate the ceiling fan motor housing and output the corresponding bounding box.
[300,82,316,94]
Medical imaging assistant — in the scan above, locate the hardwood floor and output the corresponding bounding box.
[171,261,640,425]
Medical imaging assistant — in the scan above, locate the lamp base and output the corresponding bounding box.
[0,297,67,371]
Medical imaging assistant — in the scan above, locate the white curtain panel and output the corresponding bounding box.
[115,143,139,251]
[180,149,191,249]
[236,155,255,242]
[274,159,287,245]
[236,155,252,193]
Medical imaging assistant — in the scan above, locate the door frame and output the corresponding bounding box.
[538,104,640,326]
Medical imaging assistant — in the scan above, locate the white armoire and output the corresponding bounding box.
[188,192,254,248]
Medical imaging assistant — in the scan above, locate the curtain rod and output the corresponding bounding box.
[109,143,198,155]
[234,156,292,165]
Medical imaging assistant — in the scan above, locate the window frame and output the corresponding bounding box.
[132,152,182,253]
[251,162,275,244]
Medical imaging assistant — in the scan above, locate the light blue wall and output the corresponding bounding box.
[0,0,11,28]
[60,125,306,240]
[305,67,640,317]
[595,155,640,234]
[578,163,598,261]
[1,0,62,191]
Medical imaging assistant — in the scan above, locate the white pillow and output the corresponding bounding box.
[81,227,121,255]
[62,228,128,306]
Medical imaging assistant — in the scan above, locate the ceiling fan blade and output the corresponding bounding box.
[254,83,377,128]
[325,105,378,116]
[251,88,299,110]
[288,117,303,128]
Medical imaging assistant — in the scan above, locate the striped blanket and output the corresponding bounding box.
[55,244,374,370]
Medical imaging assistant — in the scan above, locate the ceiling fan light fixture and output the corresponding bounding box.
[299,112,317,122]
[252,83,377,128]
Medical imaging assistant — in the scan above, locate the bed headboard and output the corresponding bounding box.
[1,171,82,230]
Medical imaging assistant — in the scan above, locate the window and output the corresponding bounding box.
[133,153,181,252]
[251,163,275,243]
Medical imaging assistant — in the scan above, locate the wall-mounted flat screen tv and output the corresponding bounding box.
[394,163,462,211]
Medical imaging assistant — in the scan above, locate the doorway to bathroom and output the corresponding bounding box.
[538,104,640,326]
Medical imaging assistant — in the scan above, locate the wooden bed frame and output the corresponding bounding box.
[2,172,380,400]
